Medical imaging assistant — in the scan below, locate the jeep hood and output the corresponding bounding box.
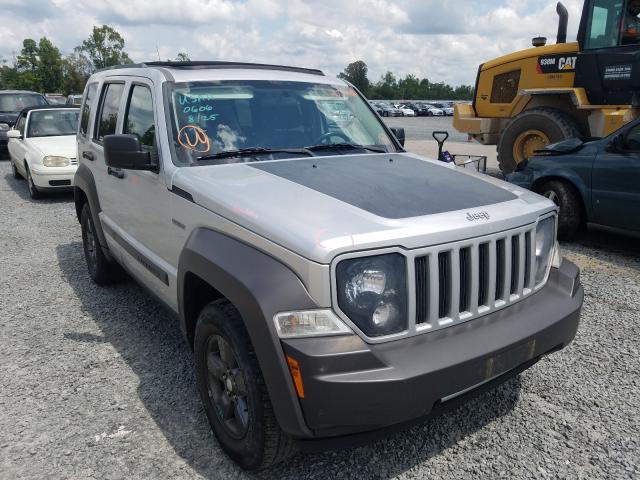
[172,153,555,264]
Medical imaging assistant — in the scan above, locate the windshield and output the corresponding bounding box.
[27,109,79,138]
[167,80,398,165]
[46,96,67,105]
[0,93,48,113]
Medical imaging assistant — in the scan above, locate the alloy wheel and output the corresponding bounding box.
[205,334,249,439]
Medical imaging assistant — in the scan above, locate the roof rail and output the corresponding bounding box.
[99,61,325,76]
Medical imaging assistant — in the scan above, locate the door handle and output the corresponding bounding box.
[82,151,94,161]
[107,166,125,179]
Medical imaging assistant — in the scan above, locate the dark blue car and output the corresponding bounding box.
[508,120,640,240]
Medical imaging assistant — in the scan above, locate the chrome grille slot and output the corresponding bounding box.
[438,251,451,319]
[478,243,489,307]
[411,224,538,335]
[510,235,519,295]
[415,256,429,325]
[495,239,506,301]
[459,247,471,313]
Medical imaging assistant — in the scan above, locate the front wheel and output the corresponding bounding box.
[194,300,295,470]
[537,180,583,240]
[11,161,22,179]
[25,166,41,199]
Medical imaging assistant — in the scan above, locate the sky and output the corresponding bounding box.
[0,0,584,86]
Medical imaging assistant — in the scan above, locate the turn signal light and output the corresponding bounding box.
[286,355,305,399]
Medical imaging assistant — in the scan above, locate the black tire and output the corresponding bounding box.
[194,300,295,470]
[11,161,22,179]
[80,202,124,285]
[537,180,583,240]
[428,111,434,117]
[498,108,581,174]
[25,165,41,199]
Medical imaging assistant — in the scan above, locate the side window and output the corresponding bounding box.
[584,1,624,49]
[15,115,26,136]
[123,85,155,148]
[95,83,125,142]
[80,83,97,136]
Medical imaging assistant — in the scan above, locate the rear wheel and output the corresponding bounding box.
[537,180,583,240]
[498,108,581,174]
[194,300,295,470]
[80,203,124,285]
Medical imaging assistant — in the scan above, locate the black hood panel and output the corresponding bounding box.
[251,155,517,219]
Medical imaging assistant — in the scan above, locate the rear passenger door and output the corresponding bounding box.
[96,79,175,299]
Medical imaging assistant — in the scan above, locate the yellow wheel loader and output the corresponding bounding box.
[454,0,640,173]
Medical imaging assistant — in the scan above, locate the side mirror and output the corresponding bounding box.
[390,127,405,147]
[6,129,21,139]
[607,134,624,153]
[104,134,155,171]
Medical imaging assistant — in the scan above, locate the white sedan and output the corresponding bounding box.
[396,105,417,117]
[8,106,79,199]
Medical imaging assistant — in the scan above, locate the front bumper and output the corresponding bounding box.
[30,165,77,189]
[281,259,582,439]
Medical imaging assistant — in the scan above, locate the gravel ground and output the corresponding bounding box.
[1,157,639,479]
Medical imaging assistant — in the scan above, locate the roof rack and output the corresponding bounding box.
[101,61,325,76]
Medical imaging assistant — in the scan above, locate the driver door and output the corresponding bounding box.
[592,123,640,232]
[8,113,27,174]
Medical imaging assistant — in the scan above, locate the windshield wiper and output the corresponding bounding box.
[304,143,388,153]
[197,147,314,162]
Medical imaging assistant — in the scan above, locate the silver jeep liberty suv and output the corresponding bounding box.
[74,61,583,470]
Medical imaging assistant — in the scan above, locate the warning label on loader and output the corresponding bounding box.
[537,55,577,74]
[604,64,632,81]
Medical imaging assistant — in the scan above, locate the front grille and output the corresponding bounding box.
[415,225,537,331]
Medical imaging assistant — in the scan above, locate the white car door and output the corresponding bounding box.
[8,113,28,175]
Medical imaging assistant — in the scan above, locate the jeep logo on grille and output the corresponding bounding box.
[466,211,490,221]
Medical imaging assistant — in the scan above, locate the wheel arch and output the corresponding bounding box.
[178,227,318,438]
[531,172,589,221]
[73,163,110,252]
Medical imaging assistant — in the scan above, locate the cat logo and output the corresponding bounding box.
[537,55,577,74]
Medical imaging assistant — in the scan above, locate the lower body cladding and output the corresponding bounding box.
[30,166,76,192]
[281,260,582,444]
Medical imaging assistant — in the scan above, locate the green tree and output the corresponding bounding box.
[37,37,63,92]
[337,60,370,94]
[175,52,190,62]
[61,53,91,94]
[77,25,133,71]
[15,38,40,90]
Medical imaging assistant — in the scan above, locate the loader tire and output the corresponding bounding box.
[498,108,582,174]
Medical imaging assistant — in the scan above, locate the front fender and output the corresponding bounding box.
[73,163,110,250]
[178,228,319,438]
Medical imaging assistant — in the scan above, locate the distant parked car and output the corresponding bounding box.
[395,105,417,117]
[7,105,80,198]
[423,104,445,116]
[66,94,83,106]
[0,90,48,151]
[508,119,640,239]
[430,102,454,116]
[44,93,67,105]
[378,104,403,117]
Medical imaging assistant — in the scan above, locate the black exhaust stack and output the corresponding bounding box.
[556,2,568,44]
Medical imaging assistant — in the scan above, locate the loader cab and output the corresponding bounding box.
[576,0,640,105]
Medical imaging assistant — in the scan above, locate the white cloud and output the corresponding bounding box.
[0,0,587,86]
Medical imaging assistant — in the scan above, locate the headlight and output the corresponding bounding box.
[336,253,407,337]
[274,310,352,338]
[43,156,70,167]
[0,123,9,131]
[534,216,556,286]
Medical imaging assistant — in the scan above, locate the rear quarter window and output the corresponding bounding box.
[79,83,98,136]
[95,83,125,142]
